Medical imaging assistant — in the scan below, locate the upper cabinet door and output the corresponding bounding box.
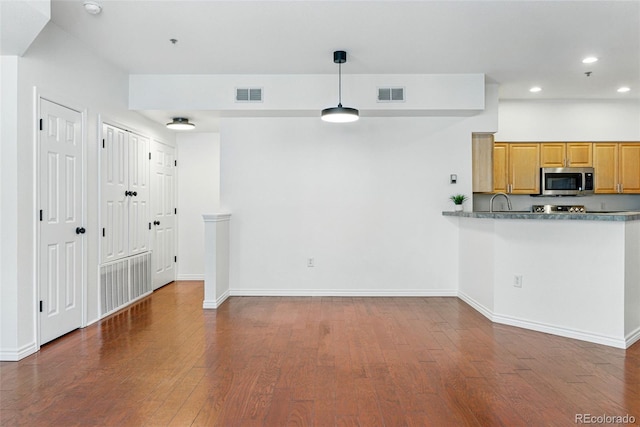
[566,143,592,167]
[472,134,494,193]
[619,143,640,193]
[493,143,508,193]
[509,144,540,194]
[540,143,566,168]
[540,142,592,167]
[593,143,619,193]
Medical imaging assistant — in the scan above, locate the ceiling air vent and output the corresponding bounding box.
[235,87,263,103]
[377,87,405,102]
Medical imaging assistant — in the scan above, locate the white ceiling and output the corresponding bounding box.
[49,0,640,130]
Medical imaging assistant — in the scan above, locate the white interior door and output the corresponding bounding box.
[39,99,84,345]
[128,133,150,256]
[101,123,128,263]
[151,140,176,289]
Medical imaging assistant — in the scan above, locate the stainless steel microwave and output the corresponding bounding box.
[540,167,595,196]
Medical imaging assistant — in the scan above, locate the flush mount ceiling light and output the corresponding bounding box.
[529,86,542,93]
[83,0,102,15]
[582,56,599,64]
[166,117,195,130]
[617,86,631,93]
[321,50,359,123]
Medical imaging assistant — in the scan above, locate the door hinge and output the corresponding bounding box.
[102,228,105,237]
[39,210,43,221]
[39,301,43,313]
[149,152,151,160]
[102,139,105,149]
[174,256,177,263]
[39,118,43,131]
[174,208,177,215]
[174,160,177,167]
[148,222,151,230]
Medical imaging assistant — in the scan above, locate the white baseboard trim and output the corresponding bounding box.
[177,274,204,281]
[493,313,626,349]
[203,290,230,309]
[228,289,458,297]
[457,290,628,349]
[457,291,493,321]
[625,326,640,349]
[0,341,38,362]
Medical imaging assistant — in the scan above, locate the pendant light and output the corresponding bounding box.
[321,51,359,123]
[166,117,195,130]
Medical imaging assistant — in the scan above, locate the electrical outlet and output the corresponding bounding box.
[307,257,315,267]
[514,275,523,288]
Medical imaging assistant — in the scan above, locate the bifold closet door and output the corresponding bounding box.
[128,133,150,255]
[101,123,128,263]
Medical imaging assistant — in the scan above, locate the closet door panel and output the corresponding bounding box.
[128,133,150,255]
[101,124,129,262]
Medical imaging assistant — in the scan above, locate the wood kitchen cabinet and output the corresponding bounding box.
[494,142,540,194]
[472,134,494,193]
[540,142,592,167]
[593,142,640,193]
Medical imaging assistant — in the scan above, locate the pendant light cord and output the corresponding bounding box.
[338,61,342,107]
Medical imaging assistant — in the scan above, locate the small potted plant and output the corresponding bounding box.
[449,194,468,212]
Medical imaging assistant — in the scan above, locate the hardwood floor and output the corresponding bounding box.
[1,281,639,426]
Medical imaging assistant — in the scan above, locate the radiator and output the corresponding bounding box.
[100,251,152,316]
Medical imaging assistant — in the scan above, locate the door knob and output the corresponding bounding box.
[75,227,86,234]
[132,191,138,197]
[125,190,132,196]
[153,220,160,226]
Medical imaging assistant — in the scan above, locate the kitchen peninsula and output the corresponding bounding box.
[444,209,640,349]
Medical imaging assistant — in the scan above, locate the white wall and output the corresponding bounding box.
[495,99,640,141]
[177,132,220,280]
[220,100,497,295]
[457,216,636,348]
[0,23,174,360]
[1,56,20,355]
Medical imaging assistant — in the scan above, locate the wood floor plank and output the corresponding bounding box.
[2,281,639,426]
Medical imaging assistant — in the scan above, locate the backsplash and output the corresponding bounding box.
[473,193,640,212]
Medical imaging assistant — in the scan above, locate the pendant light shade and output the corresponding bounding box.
[166,117,195,130]
[321,106,360,123]
[321,50,359,123]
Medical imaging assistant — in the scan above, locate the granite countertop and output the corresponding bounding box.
[443,210,640,221]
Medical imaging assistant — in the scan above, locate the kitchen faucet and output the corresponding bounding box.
[490,192,512,212]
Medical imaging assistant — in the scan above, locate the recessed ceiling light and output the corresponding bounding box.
[617,87,631,93]
[582,56,598,64]
[529,86,542,93]
[83,0,102,15]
